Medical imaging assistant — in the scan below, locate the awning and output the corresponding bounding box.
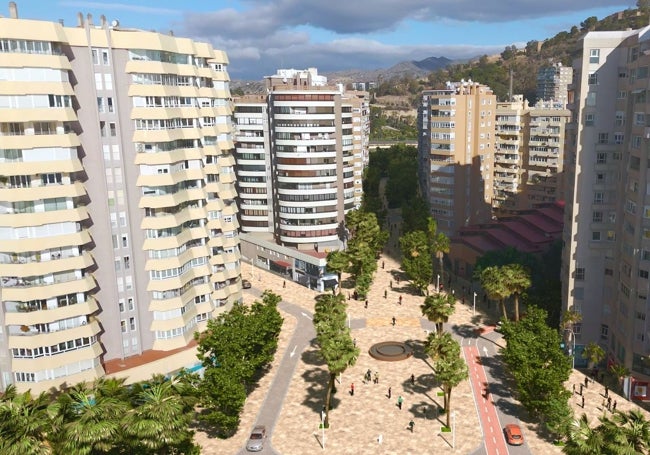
[272,260,292,268]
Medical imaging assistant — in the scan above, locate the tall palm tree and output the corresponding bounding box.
[420,292,455,336]
[0,385,54,455]
[427,217,449,284]
[609,363,631,390]
[502,263,531,321]
[424,331,457,362]
[480,266,511,319]
[313,293,359,427]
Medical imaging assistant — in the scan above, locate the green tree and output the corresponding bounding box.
[581,342,605,370]
[345,210,386,298]
[424,331,457,362]
[400,230,432,295]
[427,217,450,285]
[613,409,650,453]
[421,293,455,336]
[313,293,359,427]
[326,250,349,292]
[0,386,54,455]
[502,263,531,321]
[563,414,605,455]
[430,338,468,429]
[480,266,511,319]
[609,363,631,389]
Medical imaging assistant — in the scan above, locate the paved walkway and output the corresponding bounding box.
[192,224,650,454]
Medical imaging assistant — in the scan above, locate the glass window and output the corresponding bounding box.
[590,49,600,64]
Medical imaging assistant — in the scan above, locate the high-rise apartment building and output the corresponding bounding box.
[536,62,573,107]
[418,81,496,237]
[493,95,570,214]
[234,69,369,289]
[563,26,650,387]
[0,4,241,392]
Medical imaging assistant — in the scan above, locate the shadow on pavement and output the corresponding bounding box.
[300,348,342,416]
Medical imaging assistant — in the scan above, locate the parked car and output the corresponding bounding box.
[504,423,524,446]
[246,425,266,452]
[242,279,252,289]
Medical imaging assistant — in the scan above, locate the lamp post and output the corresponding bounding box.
[437,274,440,293]
[321,410,326,450]
[473,292,477,316]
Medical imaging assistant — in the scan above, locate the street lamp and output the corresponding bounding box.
[473,292,477,316]
[437,274,440,293]
[321,410,326,449]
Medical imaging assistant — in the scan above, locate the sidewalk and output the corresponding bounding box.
[193,249,650,454]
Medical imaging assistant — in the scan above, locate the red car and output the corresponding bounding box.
[504,423,524,446]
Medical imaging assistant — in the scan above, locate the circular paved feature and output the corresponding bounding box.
[368,341,414,361]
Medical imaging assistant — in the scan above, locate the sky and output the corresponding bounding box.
[9,0,636,80]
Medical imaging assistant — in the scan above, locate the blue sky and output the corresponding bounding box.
[9,1,635,80]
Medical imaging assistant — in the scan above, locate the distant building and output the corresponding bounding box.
[233,68,369,289]
[418,80,496,237]
[493,96,570,214]
[536,63,572,107]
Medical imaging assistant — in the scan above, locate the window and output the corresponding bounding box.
[121,320,127,333]
[114,258,121,271]
[635,112,646,126]
[97,97,104,112]
[109,122,116,137]
[588,73,598,85]
[593,211,603,222]
[585,113,595,126]
[91,49,99,65]
[590,49,600,64]
[640,269,649,279]
[617,90,627,99]
[633,136,642,148]
[586,92,597,106]
[102,50,109,65]
[598,133,608,144]
[107,97,114,112]
[596,152,607,164]
[596,173,605,183]
[129,317,136,331]
[123,256,130,270]
[128,298,134,311]
[592,231,601,241]
[615,111,625,126]
[574,268,585,280]
[614,132,624,144]
[121,235,128,248]
[119,300,124,312]
[42,173,62,185]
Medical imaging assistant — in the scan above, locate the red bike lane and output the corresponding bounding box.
[464,345,510,455]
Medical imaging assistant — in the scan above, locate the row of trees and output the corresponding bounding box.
[327,209,388,299]
[195,291,283,437]
[478,263,531,322]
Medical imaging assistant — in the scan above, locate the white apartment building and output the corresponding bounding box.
[563,26,650,384]
[0,4,241,392]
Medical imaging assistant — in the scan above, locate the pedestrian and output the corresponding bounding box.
[350,383,355,396]
[461,296,465,305]
[365,369,372,383]
[584,376,589,388]
[392,316,396,326]
[410,373,415,385]
[365,300,368,309]
[353,338,357,347]
[283,280,286,288]
[612,400,617,412]
[607,396,612,409]
[581,396,585,408]
[408,419,415,433]
[382,261,385,269]
[374,371,379,384]
[397,395,403,410]
[572,383,575,394]
[377,434,383,445]
[390,280,393,289]
[387,386,392,399]
[605,386,609,398]
[398,295,402,305]
[580,383,584,395]
[396,276,400,284]
[384,289,387,299]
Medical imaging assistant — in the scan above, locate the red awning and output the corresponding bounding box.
[273,260,292,268]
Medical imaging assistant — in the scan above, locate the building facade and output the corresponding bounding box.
[536,62,573,107]
[418,81,496,237]
[233,69,368,288]
[0,4,241,392]
[493,96,570,214]
[563,26,650,389]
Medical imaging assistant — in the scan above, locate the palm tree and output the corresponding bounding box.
[502,263,531,321]
[424,331,457,362]
[613,409,650,453]
[420,292,455,336]
[313,293,359,427]
[563,414,605,455]
[609,363,631,390]
[0,386,54,455]
[480,266,511,319]
[55,383,129,455]
[124,381,198,454]
[428,337,468,429]
[581,342,605,370]
[427,217,449,284]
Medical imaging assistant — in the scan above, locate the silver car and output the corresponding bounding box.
[246,425,266,452]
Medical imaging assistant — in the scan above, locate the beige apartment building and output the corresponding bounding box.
[536,62,573,107]
[234,69,369,289]
[0,4,241,392]
[418,81,496,237]
[493,95,570,215]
